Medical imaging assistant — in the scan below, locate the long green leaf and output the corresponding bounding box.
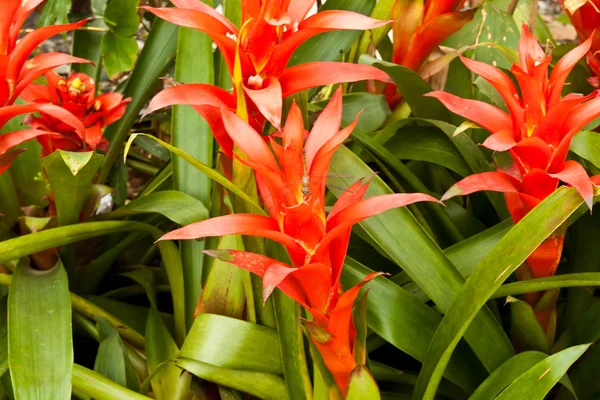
[341,258,484,392]
[177,358,289,400]
[412,187,587,399]
[72,364,151,400]
[99,17,178,183]
[9,260,72,399]
[469,351,577,400]
[492,273,600,299]
[495,345,589,400]
[172,3,215,327]
[95,190,208,225]
[330,146,513,375]
[146,310,188,400]
[0,221,185,345]
[125,134,264,215]
[180,314,282,375]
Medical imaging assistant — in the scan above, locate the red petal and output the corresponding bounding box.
[0,148,26,175]
[144,83,235,117]
[160,214,306,265]
[221,108,280,172]
[424,0,465,21]
[263,263,299,302]
[287,0,317,22]
[281,102,305,192]
[8,0,44,48]
[441,172,521,201]
[327,272,383,350]
[0,104,85,136]
[0,129,60,154]
[7,19,89,86]
[521,168,559,200]
[481,129,517,151]
[511,136,553,172]
[266,12,391,75]
[290,262,333,313]
[426,91,513,133]
[0,1,22,55]
[204,249,309,306]
[243,77,282,129]
[303,320,357,396]
[549,160,594,210]
[170,0,238,33]
[551,94,600,171]
[518,24,546,73]
[141,7,237,74]
[327,178,370,222]
[547,35,592,107]
[304,88,343,170]
[533,93,593,147]
[327,193,440,231]
[279,62,391,98]
[459,55,523,128]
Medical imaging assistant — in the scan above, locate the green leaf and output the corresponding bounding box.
[145,310,188,400]
[554,300,600,353]
[346,365,380,400]
[570,131,600,169]
[0,220,185,345]
[97,190,208,226]
[173,14,215,327]
[125,134,264,215]
[341,258,484,392]
[101,32,139,78]
[37,0,71,26]
[470,351,577,400]
[312,93,390,134]
[94,318,140,392]
[495,344,589,400]
[384,126,471,176]
[72,364,151,400]
[273,291,312,400]
[177,358,289,400]
[104,0,140,36]
[492,273,600,299]
[0,296,8,378]
[180,314,282,375]
[9,260,72,399]
[100,16,178,182]
[289,0,375,66]
[360,56,450,121]
[507,297,549,353]
[43,150,103,227]
[330,146,513,376]
[412,187,588,400]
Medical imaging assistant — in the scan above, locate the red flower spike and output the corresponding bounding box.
[142,2,392,156]
[0,1,90,106]
[20,71,131,155]
[164,92,439,391]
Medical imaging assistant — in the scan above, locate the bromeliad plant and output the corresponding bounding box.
[432,25,600,337]
[4,0,600,400]
[159,89,438,393]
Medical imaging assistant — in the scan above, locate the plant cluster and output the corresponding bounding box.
[1,0,600,399]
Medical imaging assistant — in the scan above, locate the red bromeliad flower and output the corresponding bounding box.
[159,89,438,393]
[561,0,600,86]
[0,103,87,174]
[430,25,600,280]
[20,71,131,156]
[384,0,474,107]
[141,0,393,157]
[1,0,89,107]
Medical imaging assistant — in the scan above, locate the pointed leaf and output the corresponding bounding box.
[9,260,72,400]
